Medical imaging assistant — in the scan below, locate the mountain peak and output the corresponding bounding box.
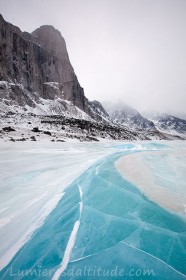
[32,25,69,61]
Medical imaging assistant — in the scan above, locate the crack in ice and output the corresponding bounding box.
[70,239,186,278]
[52,181,83,280]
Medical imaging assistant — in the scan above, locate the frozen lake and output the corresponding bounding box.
[0,141,186,279]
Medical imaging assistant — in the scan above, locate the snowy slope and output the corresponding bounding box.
[0,81,94,121]
[103,101,156,131]
[144,111,186,135]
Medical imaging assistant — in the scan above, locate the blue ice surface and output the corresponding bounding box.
[112,142,171,150]
[0,143,186,279]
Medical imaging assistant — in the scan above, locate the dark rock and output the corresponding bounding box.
[16,138,26,141]
[86,136,99,142]
[7,111,15,115]
[2,126,16,132]
[30,136,36,141]
[9,138,15,142]
[31,127,41,132]
[57,139,65,142]
[43,130,51,136]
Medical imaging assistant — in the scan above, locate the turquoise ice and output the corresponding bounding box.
[0,142,186,279]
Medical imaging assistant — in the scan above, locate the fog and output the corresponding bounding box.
[1,0,186,114]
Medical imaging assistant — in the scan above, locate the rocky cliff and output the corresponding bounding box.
[0,14,104,120]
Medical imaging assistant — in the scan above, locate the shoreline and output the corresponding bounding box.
[115,151,185,214]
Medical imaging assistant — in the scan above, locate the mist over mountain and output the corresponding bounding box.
[1,0,186,115]
[0,14,185,142]
[103,102,155,131]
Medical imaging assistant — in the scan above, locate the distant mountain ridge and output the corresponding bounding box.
[143,111,186,135]
[103,102,156,131]
[103,103,186,135]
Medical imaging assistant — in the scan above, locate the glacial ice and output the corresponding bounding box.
[0,141,185,279]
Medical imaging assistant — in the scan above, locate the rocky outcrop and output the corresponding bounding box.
[0,14,103,119]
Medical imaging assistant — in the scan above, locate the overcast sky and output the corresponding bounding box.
[1,0,186,113]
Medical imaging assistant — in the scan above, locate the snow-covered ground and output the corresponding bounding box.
[0,142,117,269]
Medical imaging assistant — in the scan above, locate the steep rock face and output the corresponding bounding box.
[0,14,100,119]
[31,25,71,62]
